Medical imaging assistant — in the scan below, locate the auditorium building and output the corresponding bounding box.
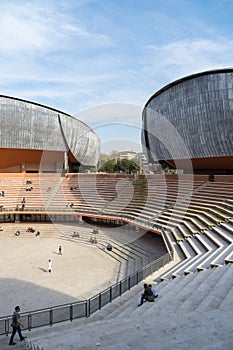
[142,68,233,174]
[0,95,100,173]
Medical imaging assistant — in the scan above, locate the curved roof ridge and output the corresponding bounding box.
[145,67,233,107]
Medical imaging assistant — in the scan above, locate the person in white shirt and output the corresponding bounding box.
[148,284,158,298]
[48,259,52,273]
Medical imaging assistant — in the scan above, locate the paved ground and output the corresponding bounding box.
[0,221,168,348]
[0,237,117,316]
[0,221,160,317]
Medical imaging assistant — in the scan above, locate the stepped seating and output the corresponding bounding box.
[0,177,24,210]
[48,175,125,212]
[160,219,233,280]
[164,208,216,228]
[171,226,190,241]
[20,264,233,350]
[100,178,202,224]
[153,182,233,242]
[0,174,232,349]
[0,176,232,223]
[0,222,64,239]
[0,174,232,283]
[0,175,60,212]
[61,224,166,278]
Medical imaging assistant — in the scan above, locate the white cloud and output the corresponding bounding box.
[0,1,233,129]
[61,23,110,47]
[0,0,111,54]
[144,38,233,82]
[0,0,113,109]
[0,2,57,52]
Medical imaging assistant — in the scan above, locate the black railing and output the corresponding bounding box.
[0,252,172,336]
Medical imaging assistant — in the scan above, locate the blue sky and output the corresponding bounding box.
[0,0,233,152]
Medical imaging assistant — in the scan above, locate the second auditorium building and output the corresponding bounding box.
[142,68,233,174]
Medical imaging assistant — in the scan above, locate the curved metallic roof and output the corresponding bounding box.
[144,67,233,107]
[142,68,233,168]
[0,95,100,166]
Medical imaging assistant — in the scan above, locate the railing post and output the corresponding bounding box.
[128,276,130,290]
[110,286,112,302]
[49,308,53,327]
[119,281,122,296]
[5,317,9,336]
[86,299,90,318]
[99,293,102,310]
[28,313,32,331]
[70,304,73,322]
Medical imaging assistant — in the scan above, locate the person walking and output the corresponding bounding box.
[48,259,52,273]
[58,245,62,255]
[9,306,26,345]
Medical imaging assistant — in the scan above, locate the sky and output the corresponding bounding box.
[0,0,233,152]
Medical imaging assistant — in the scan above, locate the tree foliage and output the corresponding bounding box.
[99,159,140,174]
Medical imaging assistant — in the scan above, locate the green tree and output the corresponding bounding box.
[99,159,116,173]
[100,159,140,174]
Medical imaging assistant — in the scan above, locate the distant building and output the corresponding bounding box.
[136,152,147,165]
[116,151,148,173]
[117,150,137,161]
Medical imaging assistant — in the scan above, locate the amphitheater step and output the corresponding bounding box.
[176,265,229,313]
[154,270,209,314]
[2,265,232,350]
[195,263,233,312]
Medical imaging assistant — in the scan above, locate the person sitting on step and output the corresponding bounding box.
[138,283,154,306]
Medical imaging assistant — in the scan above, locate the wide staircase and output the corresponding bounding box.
[1,174,233,278]
[0,174,233,349]
[10,263,233,350]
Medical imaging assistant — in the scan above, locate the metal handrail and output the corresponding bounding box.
[0,252,172,336]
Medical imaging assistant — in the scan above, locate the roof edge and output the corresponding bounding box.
[144,67,233,108]
[0,94,99,138]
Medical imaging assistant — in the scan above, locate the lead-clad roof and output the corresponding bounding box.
[0,95,100,166]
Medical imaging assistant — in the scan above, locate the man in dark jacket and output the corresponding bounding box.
[138,283,154,306]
